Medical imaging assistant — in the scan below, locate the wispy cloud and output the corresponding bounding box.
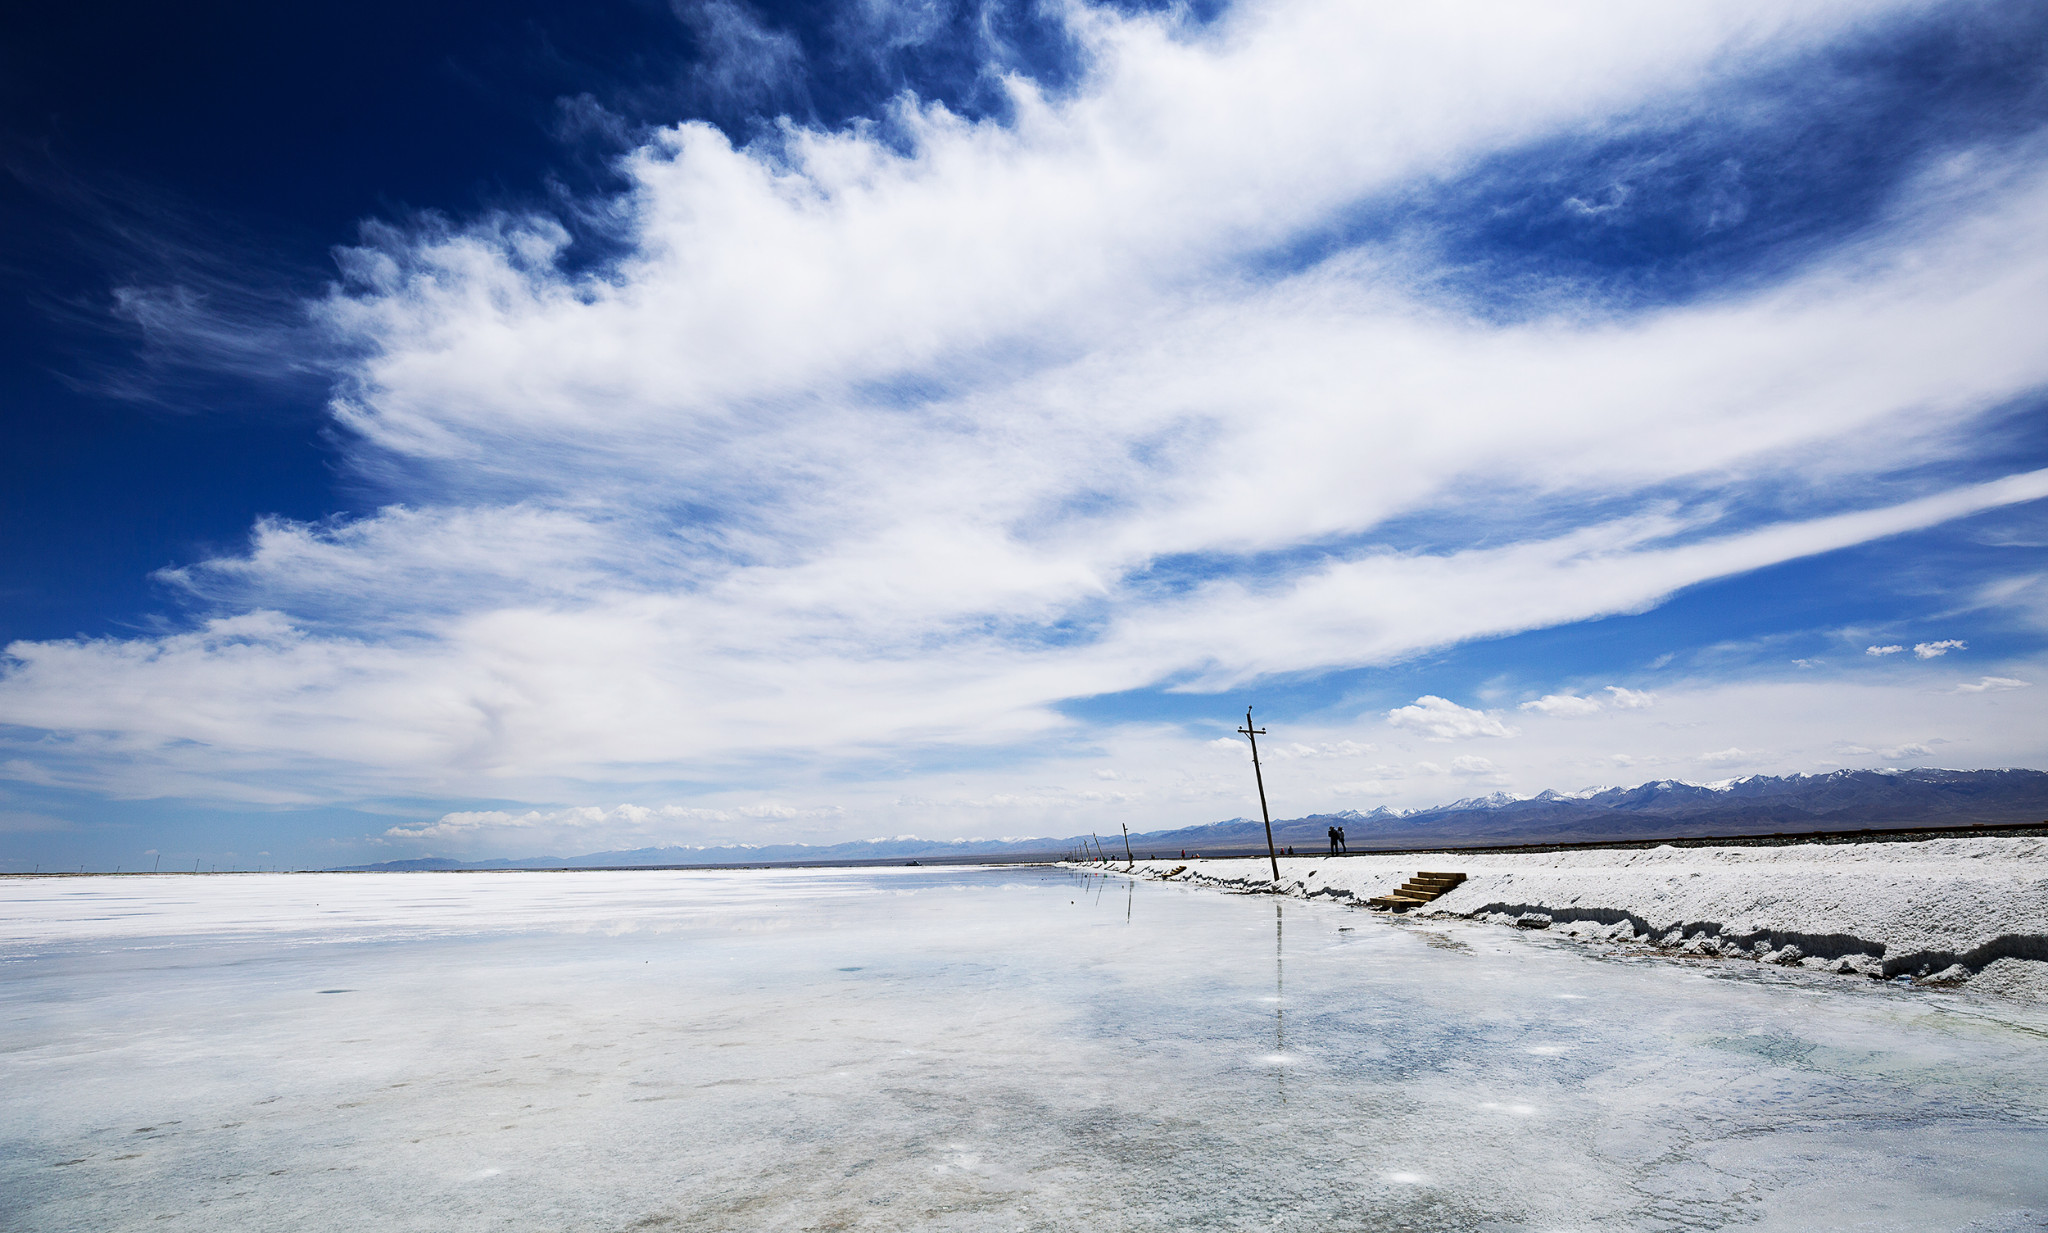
[1954,676,2029,693]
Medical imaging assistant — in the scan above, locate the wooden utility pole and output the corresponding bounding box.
[1237,706,1282,886]
[1121,823,1133,865]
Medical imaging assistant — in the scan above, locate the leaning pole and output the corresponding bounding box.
[1236,707,1282,886]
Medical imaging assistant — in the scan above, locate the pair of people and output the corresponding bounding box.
[1326,824,1347,855]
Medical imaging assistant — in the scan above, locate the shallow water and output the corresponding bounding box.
[2,867,2045,1232]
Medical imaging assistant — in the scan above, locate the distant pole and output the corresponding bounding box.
[1121,823,1134,865]
[1237,707,1282,886]
[154,855,160,873]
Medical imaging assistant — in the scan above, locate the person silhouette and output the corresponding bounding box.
[1327,825,1339,855]
[1335,825,1347,853]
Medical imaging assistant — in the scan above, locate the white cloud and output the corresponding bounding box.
[1867,644,1905,656]
[1386,696,1519,741]
[1914,639,1966,658]
[1519,686,1652,717]
[1272,740,1376,759]
[1954,676,2030,693]
[384,800,843,851]
[249,657,2047,846]
[1521,694,1604,717]
[2,0,2047,844]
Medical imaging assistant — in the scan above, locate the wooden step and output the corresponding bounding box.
[1369,872,1466,911]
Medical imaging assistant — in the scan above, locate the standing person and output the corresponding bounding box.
[1336,825,1347,853]
[1327,825,1339,855]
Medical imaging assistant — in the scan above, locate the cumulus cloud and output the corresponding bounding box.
[1386,697,1519,741]
[1914,639,1967,658]
[1520,686,1653,717]
[1867,644,1905,656]
[2,0,2046,844]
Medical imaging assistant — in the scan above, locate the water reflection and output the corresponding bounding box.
[4,865,2046,1232]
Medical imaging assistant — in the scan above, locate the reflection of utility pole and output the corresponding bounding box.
[1275,899,1286,1103]
[1237,707,1282,885]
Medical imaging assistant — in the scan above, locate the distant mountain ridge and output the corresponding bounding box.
[334,768,2048,870]
[1251,766,2048,849]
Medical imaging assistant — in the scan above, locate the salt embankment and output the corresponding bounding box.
[1103,837,2048,1000]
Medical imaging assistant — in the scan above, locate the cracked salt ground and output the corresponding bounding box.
[3,869,2046,1231]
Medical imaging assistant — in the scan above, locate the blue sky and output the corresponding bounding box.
[3,0,2046,869]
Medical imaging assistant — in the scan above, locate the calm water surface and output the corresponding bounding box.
[2,866,2045,1231]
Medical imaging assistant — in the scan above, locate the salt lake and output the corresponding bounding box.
[3,866,2045,1231]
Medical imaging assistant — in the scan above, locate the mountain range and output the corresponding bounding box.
[335,767,2048,870]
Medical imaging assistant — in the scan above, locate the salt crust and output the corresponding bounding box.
[1110,837,2048,1000]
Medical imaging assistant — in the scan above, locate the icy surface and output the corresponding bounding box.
[4,867,2048,1231]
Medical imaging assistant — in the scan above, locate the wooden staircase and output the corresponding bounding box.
[1367,871,1466,911]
